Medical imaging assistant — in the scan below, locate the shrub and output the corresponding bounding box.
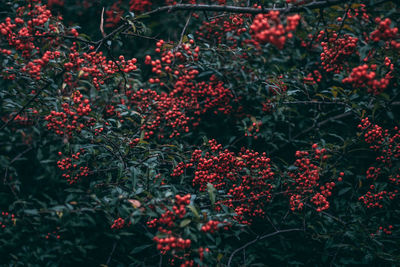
[1,0,399,265]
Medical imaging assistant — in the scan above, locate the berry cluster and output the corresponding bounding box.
[359,189,397,208]
[45,228,61,239]
[197,247,210,263]
[244,121,261,139]
[57,150,90,184]
[389,172,400,186]
[63,44,137,90]
[201,220,223,233]
[262,99,273,113]
[152,235,191,255]
[366,166,381,180]
[173,140,274,224]
[0,2,64,82]
[258,77,288,114]
[357,118,400,209]
[267,77,288,95]
[250,11,300,49]
[358,117,383,147]
[345,4,369,21]
[147,194,198,266]
[196,13,248,48]
[303,70,322,84]
[288,144,335,212]
[129,0,152,12]
[374,225,394,236]
[320,33,358,73]
[0,3,55,56]
[300,29,325,48]
[21,50,61,80]
[370,17,400,49]
[45,91,93,137]
[358,118,400,165]
[0,211,15,229]
[47,0,64,8]
[3,108,38,126]
[342,64,392,95]
[111,218,125,229]
[147,194,191,229]
[105,1,124,28]
[126,42,233,140]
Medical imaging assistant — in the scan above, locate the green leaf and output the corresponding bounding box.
[24,209,39,215]
[180,219,191,228]
[207,183,216,206]
[187,205,199,218]
[130,244,152,254]
[338,187,352,196]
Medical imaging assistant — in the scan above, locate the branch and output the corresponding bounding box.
[10,146,33,164]
[304,203,347,225]
[176,11,193,50]
[14,34,96,45]
[100,7,106,38]
[227,228,303,266]
[0,68,67,131]
[291,111,354,141]
[94,0,347,47]
[282,100,348,105]
[94,0,394,50]
[1,81,50,131]
[104,42,128,92]
[270,110,357,155]
[282,100,400,106]
[105,240,118,265]
[141,1,345,17]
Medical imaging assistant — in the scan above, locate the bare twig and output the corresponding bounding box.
[14,34,96,45]
[141,1,344,17]
[176,11,193,50]
[291,111,354,141]
[336,4,351,37]
[282,100,348,105]
[92,0,347,50]
[304,203,347,225]
[121,32,160,40]
[104,43,128,92]
[227,228,303,266]
[100,7,106,38]
[106,240,118,265]
[0,85,47,131]
[10,146,33,164]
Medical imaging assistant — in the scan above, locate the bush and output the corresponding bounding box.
[0,0,399,266]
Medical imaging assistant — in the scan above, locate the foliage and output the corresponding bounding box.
[1,0,400,266]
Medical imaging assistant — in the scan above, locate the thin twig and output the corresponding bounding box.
[176,11,193,50]
[227,228,303,266]
[304,203,347,225]
[1,76,63,131]
[100,7,106,38]
[336,4,351,37]
[105,240,118,265]
[291,111,354,141]
[14,34,96,45]
[282,101,348,105]
[121,32,160,40]
[104,43,128,92]
[10,146,33,164]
